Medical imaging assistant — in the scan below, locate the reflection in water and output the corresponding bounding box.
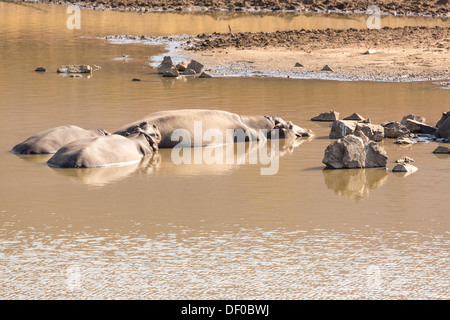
[433,153,450,160]
[14,153,52,164]
[48,155,160,187]
[47,138,307,186]
[322,168,388,200]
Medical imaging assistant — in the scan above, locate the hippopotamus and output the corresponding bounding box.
[11,125,110,155]
[47,122,160,168]
[114,109,313,148]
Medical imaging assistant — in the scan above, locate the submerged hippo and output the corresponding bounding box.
[11,125,110,155]
[47,122,160,168]
[114,109,313,148]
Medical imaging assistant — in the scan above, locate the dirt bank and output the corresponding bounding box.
[26,0,450,17]
[181,26,449,81]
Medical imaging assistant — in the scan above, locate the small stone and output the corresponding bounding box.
[311,110,339,122]
[357,123,385,142]
[35,67,46,72]
[199,72,212,78]
[162,66,180,77]
[381,121,410,138]
[182,68,196,75]
[343,113,366,121]
[400,114,426,125]
[392,163,418,173]
[186,60,204,74]
[395,156,415,163]
[176,61,189,72]
[321,65,333,72]
[394,137,414,144]
[362,49,378,55]
[294,62,304,67]
[435,111,450,139]
[57,65,92,73]
[432,146,450,154]
[329,120,357,138]
[405,119,437,135]
[157,56,176,75]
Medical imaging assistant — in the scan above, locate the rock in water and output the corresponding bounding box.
[322,131,388,169]
[392,163,418,173]
[182,68,196,75]
[329,120,357,138]
[186,60,204,74]
[157,56,176,75]
[343,113,366,121]
[395,156,415,163]
[435,111,450,128]
[57,65,92,73]
[400,114,426,125]
[357,123,385,142]
[162,66,180,77]
[405,119,437,135]
[199,72,212,78]
[381,121,410,138]
[433,146,450,154]
[176,61,189,72]
[35,67,46,72]
[311,111,339,122]
[394,137,414,144]
[435,111,450,139]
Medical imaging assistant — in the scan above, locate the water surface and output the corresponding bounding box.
[0,2,449,299]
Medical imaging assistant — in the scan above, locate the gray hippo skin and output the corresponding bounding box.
[12,125,110,154]
[47,122,160,168]
[114,109,313,148]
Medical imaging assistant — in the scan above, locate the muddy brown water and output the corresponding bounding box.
[0,2,449,299]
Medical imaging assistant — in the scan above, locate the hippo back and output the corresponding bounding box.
[12,125,109,154]
[47,134,154,168]
[114,109,261,148]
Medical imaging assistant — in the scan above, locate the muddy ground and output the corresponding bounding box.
[184,26,449,81]
[26,0,450,17]
[107,26,449,81]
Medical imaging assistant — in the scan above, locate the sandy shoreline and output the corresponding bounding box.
[107,26,450,82]
[23,0,450,17]
[185,27,450,82]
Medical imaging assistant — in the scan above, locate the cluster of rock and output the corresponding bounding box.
[392,156,418,173]
[35,65,101,78]
[318,109,450,172]
[322,129,388,169]
[157,56,212,78]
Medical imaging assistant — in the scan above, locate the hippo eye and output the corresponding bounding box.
[153,124,157,129]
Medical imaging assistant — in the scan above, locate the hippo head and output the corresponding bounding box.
[125,121,161,152]
[265,116,314,139]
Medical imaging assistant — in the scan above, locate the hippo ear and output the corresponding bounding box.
[288,121,294,129]
[125,132,130,137]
